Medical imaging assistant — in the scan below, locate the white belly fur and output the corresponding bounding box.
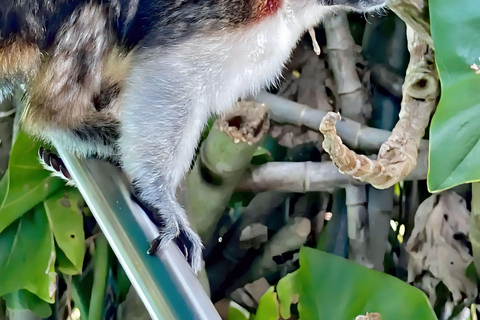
[177,0,333,115]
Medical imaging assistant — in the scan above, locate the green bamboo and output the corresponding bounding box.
[187,103,269,242]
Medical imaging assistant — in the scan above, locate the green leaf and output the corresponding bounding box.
[0,207,56,303]
[276,271,301,319]
[115,264,131,304]
[3,290,52,318]
[253,287,279,320]
[256,247,437,320]
[228,302,250,320]
[228,192,256,210]
[428,0,480,192]
[297,247,436,319]
[0,131,64,232]
[56,245,81,275]
[250,146,273,165]
[45,189,85,274]
[256,134,287,163]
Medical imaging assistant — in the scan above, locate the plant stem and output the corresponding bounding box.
[67,274,89,320]
[88,235,109,320]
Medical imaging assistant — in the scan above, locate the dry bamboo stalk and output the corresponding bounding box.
[324,12,367,123]
[236,149,428,193]
[345,185,372,267]
[320,26,438,189]
[255,92,418,152]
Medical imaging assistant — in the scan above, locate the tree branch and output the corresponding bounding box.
[319,26,438,189]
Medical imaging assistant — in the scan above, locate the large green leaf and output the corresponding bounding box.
[256,247,436,320]
[253,287,278,320]
[428,0,480,192]
[0,131,64,232]
[0,206,56,303]
[45,188,85,274]
[298,248,436,319]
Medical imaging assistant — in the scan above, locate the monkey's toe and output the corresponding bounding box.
[178,225,204,274]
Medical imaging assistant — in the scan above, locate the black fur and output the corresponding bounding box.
[0,0,255,51]
[72,123,120,146]
[93,83,122,111]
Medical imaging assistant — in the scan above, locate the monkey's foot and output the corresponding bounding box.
[147,223,203,274]
[38,147,75,186]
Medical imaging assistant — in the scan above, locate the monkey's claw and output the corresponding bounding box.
[147,237,161,254]
[38,147,74,185]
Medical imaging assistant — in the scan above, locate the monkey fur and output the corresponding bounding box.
[0,0,385,273]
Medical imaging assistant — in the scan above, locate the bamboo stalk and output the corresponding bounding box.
[187,101,269,243]
[236,149,428,193]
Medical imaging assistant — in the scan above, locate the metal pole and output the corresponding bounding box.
[55,147,221,320]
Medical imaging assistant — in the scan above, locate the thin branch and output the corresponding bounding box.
[230,217,310,292]
[255,92,427,152]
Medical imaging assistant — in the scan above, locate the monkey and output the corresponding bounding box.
[0,0,385,273]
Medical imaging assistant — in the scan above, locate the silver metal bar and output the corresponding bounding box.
[55,147,221,320]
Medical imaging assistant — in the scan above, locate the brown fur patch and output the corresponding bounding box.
[0,39,41,77]
[22,3,115,133]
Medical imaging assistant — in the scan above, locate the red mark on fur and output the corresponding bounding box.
[254,0,282,21]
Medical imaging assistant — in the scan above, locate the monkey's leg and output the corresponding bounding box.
[119,57,208,273]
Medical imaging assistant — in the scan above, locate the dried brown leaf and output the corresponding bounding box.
[406,192,476,303]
